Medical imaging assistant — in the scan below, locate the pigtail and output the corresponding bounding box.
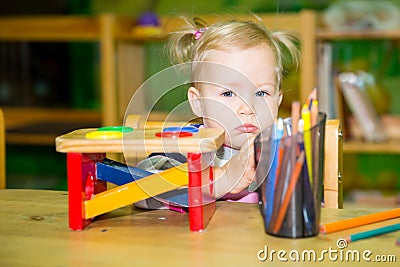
[270,31,301,76]
[166,17,208,64]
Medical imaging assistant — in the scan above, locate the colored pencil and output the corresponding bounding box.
[301,105,313,182]
[272,151,305,234]
[265,118,284,225]
[287,171,304,236]
[268,137,292,231]
[309,100,319,200]
[298,119,315,236]
[297,119,304,141]
[310,100,319,127]
[307,87,317,109]
[345,223,400,243]
[320,208,400,234]
[285,120,303,236]
[291,101,301,136]
[274,143,284,189]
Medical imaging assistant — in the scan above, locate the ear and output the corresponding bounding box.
[188,86,203,117]
[278,90,283,106]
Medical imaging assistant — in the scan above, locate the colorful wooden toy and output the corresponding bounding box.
[55,127,224,231]
[96,159,189,208]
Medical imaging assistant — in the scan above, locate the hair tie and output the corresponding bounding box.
[193,27,208,40]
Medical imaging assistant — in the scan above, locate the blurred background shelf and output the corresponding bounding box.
[342,115,400,154]
[0,14,139,130]
[0,11,318,146]
[317,30,400,40]
[3,107,101,145]
[316,16,400,155]
[344,139,400,154]
[2,11,399,153]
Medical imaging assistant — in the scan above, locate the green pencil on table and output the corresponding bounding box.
[345,223,400,243]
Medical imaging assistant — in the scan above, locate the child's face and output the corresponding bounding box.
[188,46,282,149]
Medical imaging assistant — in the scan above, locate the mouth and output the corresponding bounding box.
[235,123,259,133]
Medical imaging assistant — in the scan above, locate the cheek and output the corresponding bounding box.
[201,97,242,126]
[254,98,280,128]
[203,118,221,129]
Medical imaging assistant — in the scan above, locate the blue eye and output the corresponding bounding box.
[255,91,269,97]
[221,91,235,97]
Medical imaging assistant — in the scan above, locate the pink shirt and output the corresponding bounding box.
[221,191,259,203]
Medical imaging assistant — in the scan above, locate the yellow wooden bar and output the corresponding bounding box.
[85,163,188,218]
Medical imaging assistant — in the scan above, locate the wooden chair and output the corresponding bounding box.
[324,119,343,208]
[0,108,5,189]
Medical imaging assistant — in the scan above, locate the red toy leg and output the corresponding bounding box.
[187,152,216,232]
[67,153,106,230]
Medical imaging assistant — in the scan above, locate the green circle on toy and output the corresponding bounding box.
[97,126,133,133]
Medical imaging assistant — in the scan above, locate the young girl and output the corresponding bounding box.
[136,16,300,207]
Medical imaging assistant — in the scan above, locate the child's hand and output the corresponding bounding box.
[214,136,256,197]
[226,137,256,193]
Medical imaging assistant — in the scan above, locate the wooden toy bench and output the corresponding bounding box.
[55,127,224,231]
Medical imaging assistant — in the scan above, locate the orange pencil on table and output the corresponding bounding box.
[272,151,305,234]
[320,208,400,234]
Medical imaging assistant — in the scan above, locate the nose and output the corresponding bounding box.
[238,98,255,116]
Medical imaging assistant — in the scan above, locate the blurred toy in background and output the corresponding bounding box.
[336,54,390,115]
[354,71,390,115]
[323,0,400,31]
[338,71,387,143]
[132,11,162,37]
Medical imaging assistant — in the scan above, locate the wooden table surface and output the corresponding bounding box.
[0,189,399,267]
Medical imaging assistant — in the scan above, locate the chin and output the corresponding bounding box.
[231,139,250,150]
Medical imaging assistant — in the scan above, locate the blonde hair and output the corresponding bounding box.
[166,16,301,88]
